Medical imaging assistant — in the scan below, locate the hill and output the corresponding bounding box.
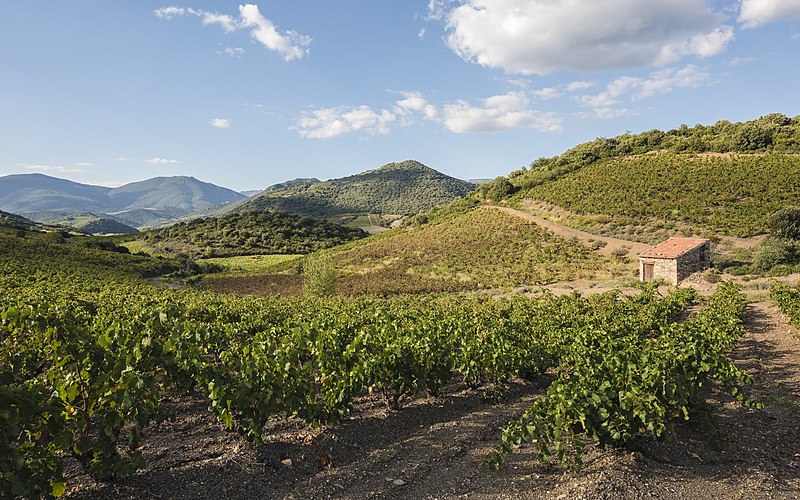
[236,160,475,218]
[203,206,622,297]
[21,211,138,235]
[0,174,245,229]
[0,173,111,213]
[137,210,366,258]
[0,209,38,230]
[477,113,800,240]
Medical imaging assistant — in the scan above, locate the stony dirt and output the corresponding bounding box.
[66,298,800,499]
[490,205,651,259]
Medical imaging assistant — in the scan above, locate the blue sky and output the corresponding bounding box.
[1,0,799,191]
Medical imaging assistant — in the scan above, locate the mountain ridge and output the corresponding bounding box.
[0,173,246,231]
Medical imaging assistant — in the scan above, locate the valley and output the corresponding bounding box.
[3,114,800,499]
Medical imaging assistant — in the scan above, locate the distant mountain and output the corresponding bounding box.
[0,174,246,229]
[0,173,111,213]
[240,190,262,197]
[106,176,245,211]
[236,161,475,218]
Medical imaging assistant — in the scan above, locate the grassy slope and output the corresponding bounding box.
[327,207,620,295]
[522,153,800,238]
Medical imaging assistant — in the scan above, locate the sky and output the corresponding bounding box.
[1,0,799,192]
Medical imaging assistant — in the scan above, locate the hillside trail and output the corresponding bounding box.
[489,205,651,258]
[69,295,800,499]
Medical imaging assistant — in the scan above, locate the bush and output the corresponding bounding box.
[753,237,800,272]
[303,255,337,297]
[768,207,800,240]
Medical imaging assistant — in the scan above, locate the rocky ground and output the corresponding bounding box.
[65,297,800,499]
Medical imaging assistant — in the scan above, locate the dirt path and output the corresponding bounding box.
[490,205,651,258]
[67,297,800,499]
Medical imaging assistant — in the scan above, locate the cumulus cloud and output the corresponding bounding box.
[441,92,562,133]
[574,65,712,118]
[294,91,561,138]
[295,106,396,139]
[210,118,231,128]
[239,4,311,61]
[145,157,181,164]
[438,0,733,74]
[155,4,310,61]
[739,0,800,28]
[532,81,596,101]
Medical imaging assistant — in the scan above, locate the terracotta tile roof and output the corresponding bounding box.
[639,237,709,259]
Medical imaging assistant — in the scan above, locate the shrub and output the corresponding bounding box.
[303,255,337,297]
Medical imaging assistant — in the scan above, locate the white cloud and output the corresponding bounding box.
[739,0,800,28]
[20,164,88,174]
[574,65,711,118]
[531,87,562,101]
[88,180,125,188]
[393,91,440,121]
[145,157,181,164]
[295,106,396,139]
[792,33,800,39]
[728,56,758,66]
[76,162,94,167]
[439,0,733,74]
[239,4,311,61]
[218,47,245,57]
[418,28,426,40]
[426,0,456,21]
[210,118,231,128]
[656,26,735,64]
[155,4,310,61]
[295,90,561,138]
[440,92,562,133]
[565,81,596,92]
[154,6,237,32]
[116,157,133,161]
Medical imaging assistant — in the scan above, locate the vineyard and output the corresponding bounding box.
[0,226,761,498]
[522,153,800,237]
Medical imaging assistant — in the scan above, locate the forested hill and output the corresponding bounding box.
[479,113,800,237]
[138,210,366,258]
[236,160,475,218]
[0,210,37,230]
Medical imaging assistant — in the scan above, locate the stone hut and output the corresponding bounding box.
[639,237,711,284]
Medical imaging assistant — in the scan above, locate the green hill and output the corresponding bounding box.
[138,210,366,258]
[237,160,475,218]
[522,152,800,238]
[476,113,800,239]
[0,209,37,230]
[202,207,620,297]
[22,211,138,235]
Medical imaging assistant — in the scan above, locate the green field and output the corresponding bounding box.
[197,254,302,276]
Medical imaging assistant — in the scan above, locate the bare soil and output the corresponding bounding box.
[66,297,800,499]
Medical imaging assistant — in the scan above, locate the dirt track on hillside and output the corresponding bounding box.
[68,294,800,499]
[490,206,651,258]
